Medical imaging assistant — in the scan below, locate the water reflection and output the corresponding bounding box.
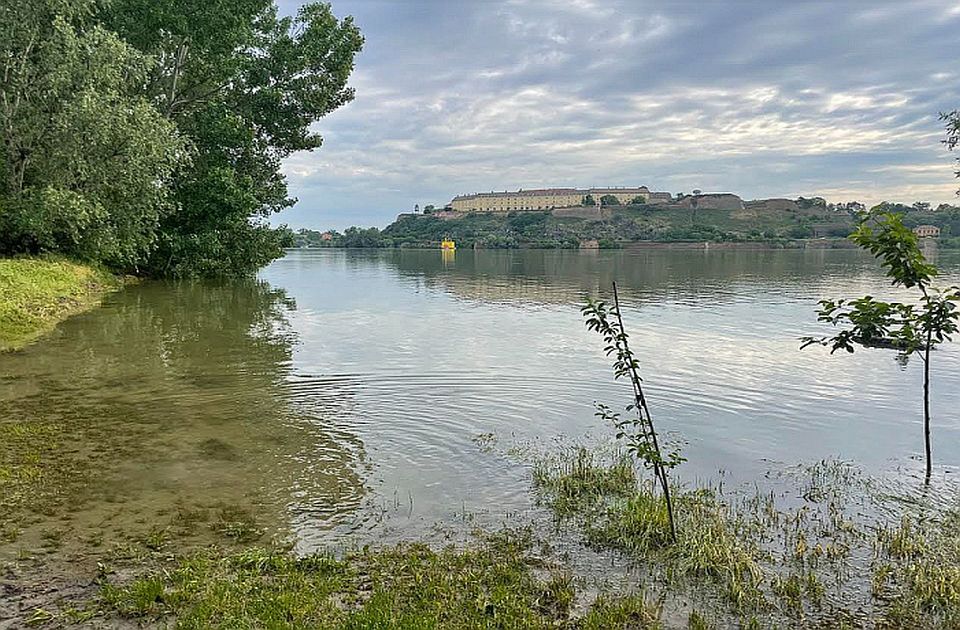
[378,248,913,308]
[5,248,960,559]
[0,279,365,560]
[262,249,960,534]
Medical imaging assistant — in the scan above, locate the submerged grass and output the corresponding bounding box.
[0,405,153,542]
[875,509,960,628]
[532,447,636,518]
[0,257,121,352]
[533,448,960,628]
[0,420,70,536]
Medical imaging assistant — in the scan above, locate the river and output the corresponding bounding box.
[3,247,960,560]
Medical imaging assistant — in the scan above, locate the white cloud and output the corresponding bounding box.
[275,0,960,229]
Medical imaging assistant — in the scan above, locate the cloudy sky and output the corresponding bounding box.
[275,0,960,230]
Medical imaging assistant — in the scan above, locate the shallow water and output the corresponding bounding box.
[2,247,960,558]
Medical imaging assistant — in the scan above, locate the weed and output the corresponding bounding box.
[578,592,662,629]
[687,609,711,629]
[533,447,636,518]
[211,504,263,543]
[142,526,170,551]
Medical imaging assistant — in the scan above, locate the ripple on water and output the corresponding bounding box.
[4,249,960,556]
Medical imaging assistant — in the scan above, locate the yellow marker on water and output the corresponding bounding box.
[441,239,456,250]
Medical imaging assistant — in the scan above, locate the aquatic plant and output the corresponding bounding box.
[532,447,636,518]
[802,209,960,482]
[534,448,960,627]
[582,282,683,539]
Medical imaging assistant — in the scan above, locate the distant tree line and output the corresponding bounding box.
[0,0,362,276]
[299,197,960,251]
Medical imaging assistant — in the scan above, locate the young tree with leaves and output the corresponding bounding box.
[583,283,683,539]
[802,210,960,482]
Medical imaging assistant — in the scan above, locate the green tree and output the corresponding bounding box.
[340,226,383,248]
[629,196,646,205]
[0,0,185,268]
[583,194,595,206]
[689,194,700,224]
[106,0,363,276]
[802,210,960,482]
[599,194,621,206]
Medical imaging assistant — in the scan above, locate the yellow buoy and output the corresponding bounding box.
[441,239,456,250]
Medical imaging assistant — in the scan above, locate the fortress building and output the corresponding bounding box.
[450,186,665,212]
[914,225,940,239]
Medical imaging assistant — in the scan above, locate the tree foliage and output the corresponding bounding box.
[0,0,185,268]
[0,0,362,276]
[106,0,363,276]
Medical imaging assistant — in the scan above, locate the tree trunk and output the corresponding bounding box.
[923,335,932,483]
[612,282,677,542]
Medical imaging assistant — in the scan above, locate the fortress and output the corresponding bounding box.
[449,186,673,212]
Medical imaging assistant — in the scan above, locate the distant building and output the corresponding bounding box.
[320,231,334,241]
[646,191,673,204]
[590,187,652,206]
[914,225,941,239]
[449,186,668,212]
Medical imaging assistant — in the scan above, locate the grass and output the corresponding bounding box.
[0,409,151,541]
[0,420,69,535]
[578,592,662,629]
[0,256,121,352]
[532,447,636,518]
[11,439,960,628]
[533,448,960,628]
[90,528,663,629]
[875,509,960,628]
[0,258,126,537]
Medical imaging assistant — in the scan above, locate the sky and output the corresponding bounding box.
[275,0,960,230]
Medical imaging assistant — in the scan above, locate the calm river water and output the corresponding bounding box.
[3,247,960,557]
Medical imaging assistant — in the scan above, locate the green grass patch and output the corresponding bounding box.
[91,529,662,629]
[0,257,121,351]
[875,509,960,628]
[532,447,636,517]
[577,592,662,629]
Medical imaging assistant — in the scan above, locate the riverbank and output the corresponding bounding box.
[288,239,861,252]
[9,454,957,628]
[0,258,122,352]
[80,530,658,628]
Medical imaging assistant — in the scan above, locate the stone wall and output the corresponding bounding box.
[672,193,744,211]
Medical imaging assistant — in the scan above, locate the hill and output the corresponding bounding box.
[293,199,960,250]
